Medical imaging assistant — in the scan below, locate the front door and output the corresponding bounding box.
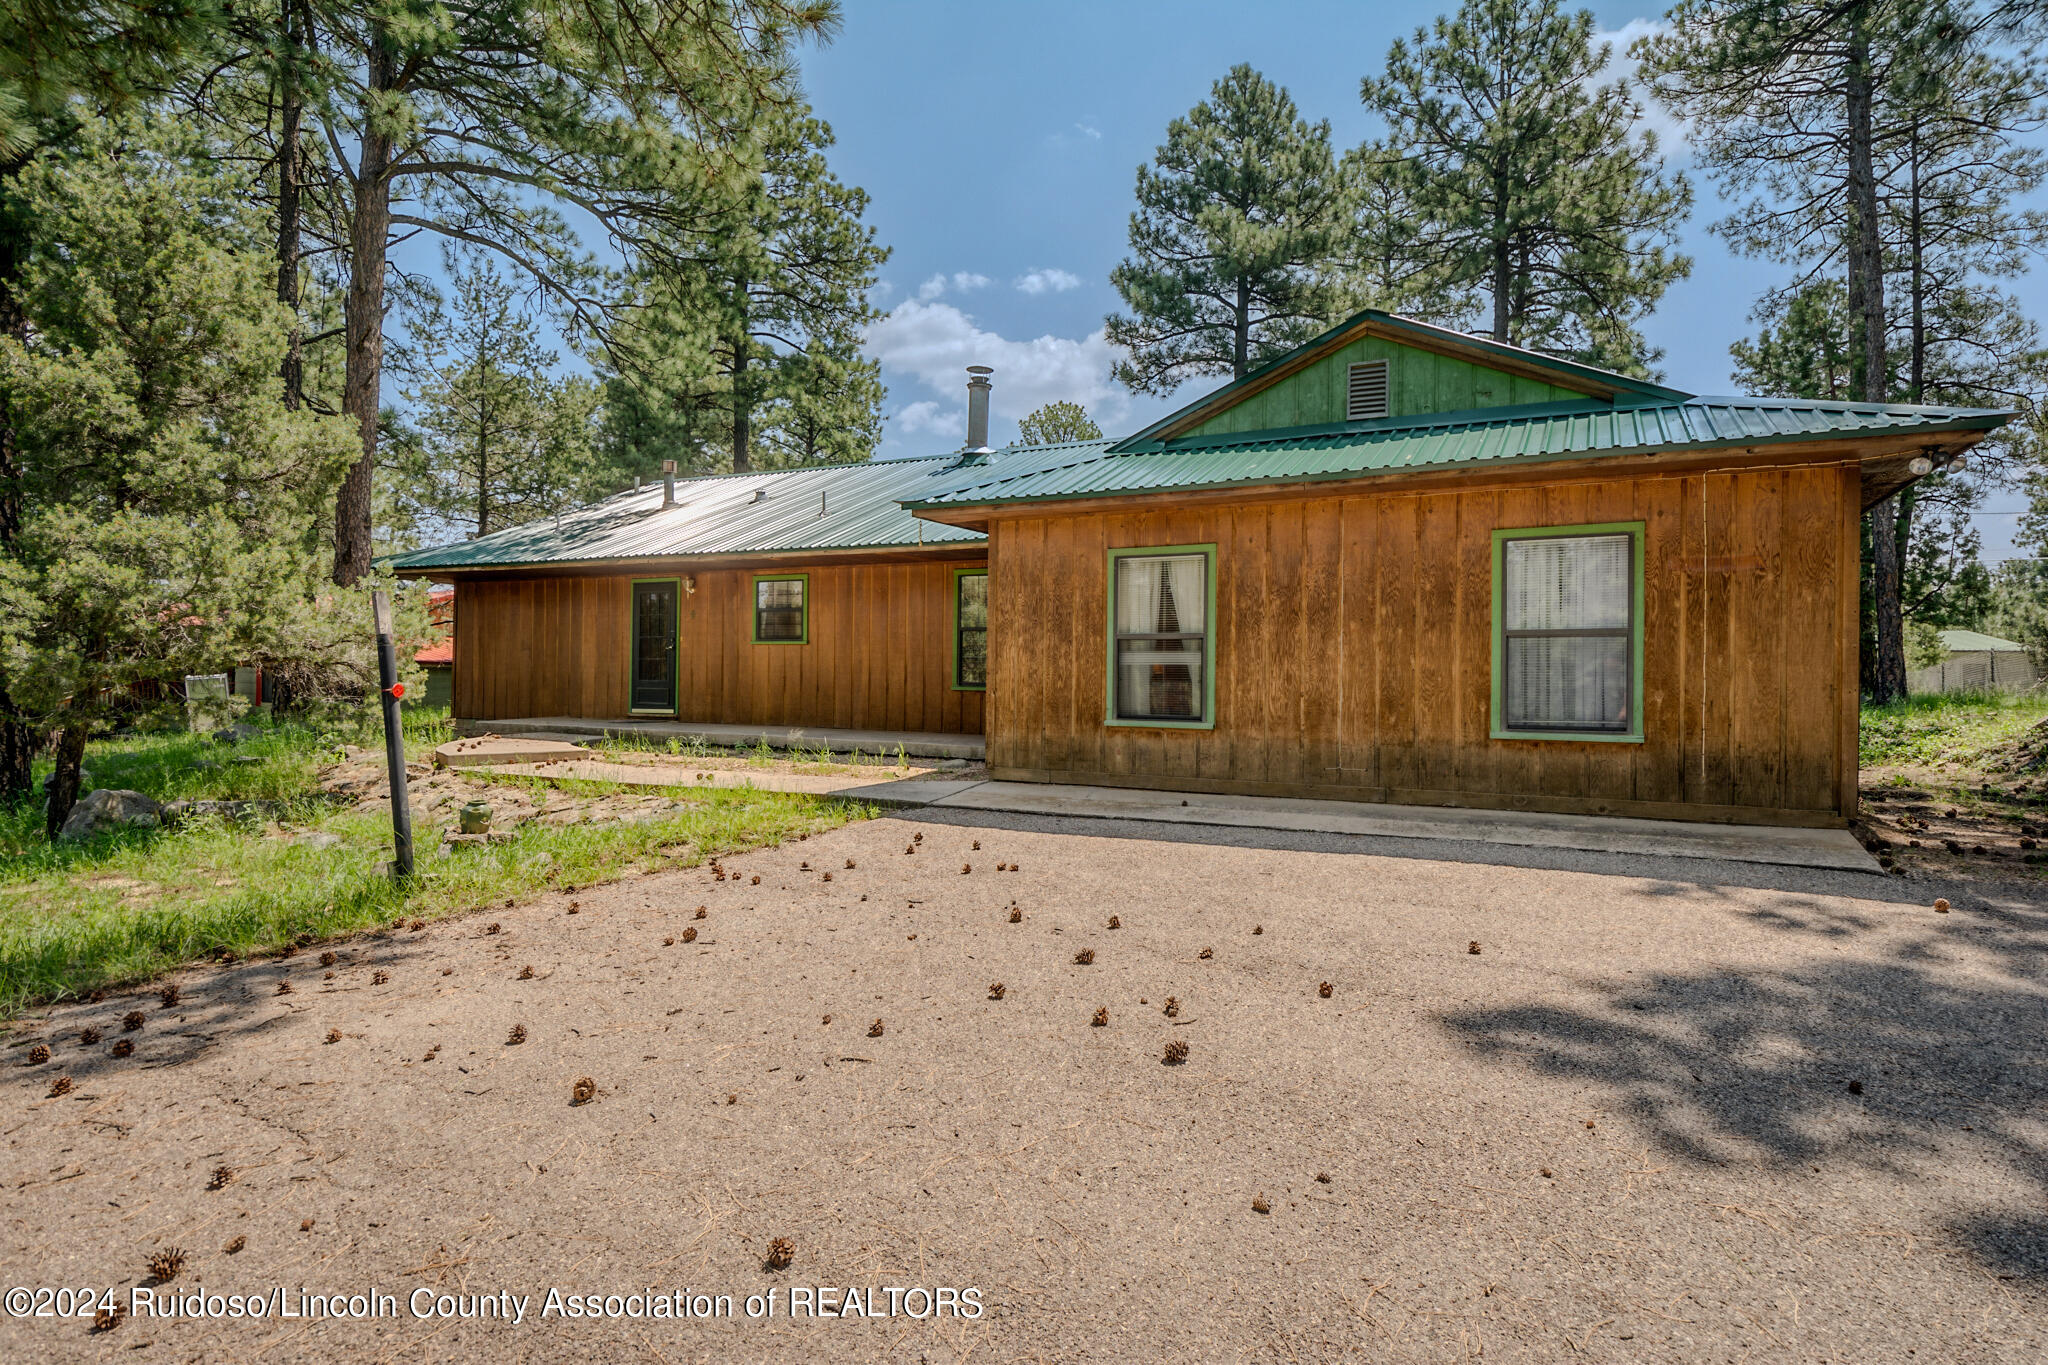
[631,580,677,712]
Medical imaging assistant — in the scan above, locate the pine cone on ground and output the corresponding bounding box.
[570,1076,597,1105]
[146,1247,185,1281]
[1091,1006,1108,1027]
[47,1075,72,1097]
[159,984,179,1008]
[78,1028,101,1046]
[988,983,1005,1000]
[122,1010,144,1031]
[507,1024,526,1045]
[1162,1039,1188,1065]
[682,927,697,943]
[1318,982,1333,998]
[1106,916,1120,930]
[207,1166,236,1190]
[867,1018,885,1038]
[1074,949,1094,965]
[111,1039,134,1058]
[1008,907,1023,923]
[26,1043,48,1065]
[764,1236,795,1271]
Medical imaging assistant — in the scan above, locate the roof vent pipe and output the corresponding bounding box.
[964,365,993,453]
[662,459,677,507]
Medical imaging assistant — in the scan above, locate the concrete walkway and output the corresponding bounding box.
[836,778,1882,873]
[454,716,983,761]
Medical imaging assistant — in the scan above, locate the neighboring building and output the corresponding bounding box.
[1907,628,2039,695]
[413,585,456,709]
[386,309,2013,825]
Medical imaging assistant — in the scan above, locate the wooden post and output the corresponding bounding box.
[371,590,414,878]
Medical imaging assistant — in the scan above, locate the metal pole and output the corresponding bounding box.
[372,590,414,879]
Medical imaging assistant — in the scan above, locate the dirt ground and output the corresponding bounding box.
[2,813,2044,1362]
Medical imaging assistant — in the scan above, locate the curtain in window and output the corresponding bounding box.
[756,579,804,641]
[1115,553,1206,721]
[1502,534,1631,731]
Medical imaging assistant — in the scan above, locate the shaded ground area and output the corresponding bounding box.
[2,816,2043,1362]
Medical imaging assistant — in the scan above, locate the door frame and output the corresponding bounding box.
[629,577,681,715]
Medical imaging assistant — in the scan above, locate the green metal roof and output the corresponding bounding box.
[908,396,2013,511]
[1937,628,2027,653]
[383,455,996,573]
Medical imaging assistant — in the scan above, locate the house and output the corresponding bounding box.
[1907,628,2039,695]
[385,309,2012,826]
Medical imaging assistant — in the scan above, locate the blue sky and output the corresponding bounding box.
[798,1,2048,560]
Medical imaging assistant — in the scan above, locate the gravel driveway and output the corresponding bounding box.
[3,811,2043,1362]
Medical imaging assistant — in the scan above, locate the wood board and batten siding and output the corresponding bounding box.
[985,461,1862,825]
[453,558,986,734]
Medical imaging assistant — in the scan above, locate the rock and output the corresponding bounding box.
[291,831,344,852]
[215,722,266,746]
[937,758,970,770]
[230,754,264,766]
[161,799,265,826]
[441,831,487,850]
[486,829,516,845]
[57,789,162,841]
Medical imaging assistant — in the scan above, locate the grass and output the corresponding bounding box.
[1858,688,2048,768]
[0,712,870,1014]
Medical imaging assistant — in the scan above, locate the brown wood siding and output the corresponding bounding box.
[454,559,985,734]
[985,462,1862,823]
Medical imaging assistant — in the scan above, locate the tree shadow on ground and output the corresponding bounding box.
[1439,894,2048,1282]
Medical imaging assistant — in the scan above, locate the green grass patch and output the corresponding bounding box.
[0,715,869,1014]
[1858,689,2048,768]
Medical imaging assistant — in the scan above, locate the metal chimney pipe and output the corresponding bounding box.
[965,366,993,452]
[662,458,677,507]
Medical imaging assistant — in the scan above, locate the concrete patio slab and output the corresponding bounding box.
[432,735,590,768]
[456,715,984,760]
[856,779,1881,873]
[488,759,952,800]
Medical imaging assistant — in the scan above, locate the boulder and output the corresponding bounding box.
[161,798,268,826]
[289,831,344,852]
[57,789,162,841]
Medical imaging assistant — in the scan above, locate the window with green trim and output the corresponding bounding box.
[954,570,987,689]
[1494,527,1639,736]
[753,575,807,643]
[1110,550,1212,724]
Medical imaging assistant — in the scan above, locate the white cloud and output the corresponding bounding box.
[1074,121,1102,141]
[1014,267,1083,295]
[1594,19,1689,152]
[914,270,994,302]
[865,299,1132,445]
[891,400,950,436]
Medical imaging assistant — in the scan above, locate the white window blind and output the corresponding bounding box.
[1113,553,1208,722]
[1346,361,1390,421]
[1501,533,1633,732]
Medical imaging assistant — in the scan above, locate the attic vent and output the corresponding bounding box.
[1346,360,1390,421]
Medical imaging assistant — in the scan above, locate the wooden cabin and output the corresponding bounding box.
[387,309,2011,826]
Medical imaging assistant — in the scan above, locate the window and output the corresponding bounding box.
[1491,524,1643,740]
[1107,546,1215,728]
[954,570,988,690]
[753,574,807,644]
[1346,360,1390,421]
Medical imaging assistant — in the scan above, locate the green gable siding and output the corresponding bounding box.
[1183,335,1584,438]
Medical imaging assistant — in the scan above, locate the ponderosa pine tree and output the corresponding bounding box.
[227,2,841,586]
[1016,401,1103,446]
[1362,0,1692,374]
[393,249,610,540]
[601,104,887,474]
[1107,64,1352,391]
[0,118,360,835]
[1642,0,2040,700]
[0,2,233,803]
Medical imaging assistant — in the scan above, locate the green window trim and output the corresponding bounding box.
[1105,543,1219,731]
[628,577,680,715]
[751,572,809,645]
[951,566,988,691]
[1489,521,1645,743]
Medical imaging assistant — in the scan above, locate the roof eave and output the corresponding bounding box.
[908,415,2010,518]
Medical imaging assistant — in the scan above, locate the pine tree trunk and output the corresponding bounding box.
[276,0,305,411]
[1846,8,1907,703]
[331,32,396,586]
[1233,277,1249,379]
[732,343,751,473]
[0,148,36,802]
[43,722,89,840]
